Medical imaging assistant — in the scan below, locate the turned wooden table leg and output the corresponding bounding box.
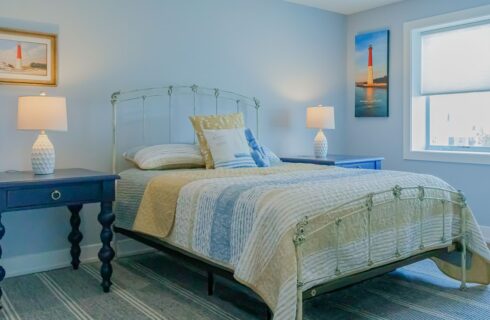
[98,201,115,293]
[68,205,83,270]
[0,212,5,308]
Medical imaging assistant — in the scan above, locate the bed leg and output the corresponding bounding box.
[459,193,467,291]
[296,293,303,320]
[207,271,214,296]
[294,217,307,320]
[460,227,467,291]
[266,307,272,320]
[295,253,304,320]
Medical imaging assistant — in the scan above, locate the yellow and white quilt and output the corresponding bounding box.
[116,164,490,320]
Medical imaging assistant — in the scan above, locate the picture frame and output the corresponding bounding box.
[355,29,389,117]
[0,27,57,86]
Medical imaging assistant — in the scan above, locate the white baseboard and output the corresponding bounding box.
[3,226,489,279]
[2,239,155,279]
[481,225,490,244]
[115,237,156,258]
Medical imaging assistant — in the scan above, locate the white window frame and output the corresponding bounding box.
[403,5,490,165]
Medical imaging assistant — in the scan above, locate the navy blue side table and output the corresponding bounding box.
[280,155,384,170]
[0,169,119,302]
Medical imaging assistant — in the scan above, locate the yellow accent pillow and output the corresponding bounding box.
[190,113,245,169]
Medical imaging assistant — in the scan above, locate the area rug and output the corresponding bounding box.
[1,253,488,319]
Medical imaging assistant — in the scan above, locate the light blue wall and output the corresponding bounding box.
[346,0,490,226]
[4,0,487,270]
[0,0,346,261]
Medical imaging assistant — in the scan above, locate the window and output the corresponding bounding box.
[428,92,490,152]
[404,5,490,164]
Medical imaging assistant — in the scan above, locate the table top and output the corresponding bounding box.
[280,154,384,165]
[0,168,119,188]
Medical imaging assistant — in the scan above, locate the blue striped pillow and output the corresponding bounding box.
[245,128,282,167]
[202,128,257,169]
[215,155,257,169]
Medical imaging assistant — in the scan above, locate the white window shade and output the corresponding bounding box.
[421,21,490,95]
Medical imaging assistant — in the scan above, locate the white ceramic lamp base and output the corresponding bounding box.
[314,129,328,158]
[31,131,55,175]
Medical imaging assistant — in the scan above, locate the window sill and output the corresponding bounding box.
[404,149,490,165]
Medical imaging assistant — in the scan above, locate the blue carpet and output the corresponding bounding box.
[1,253,488,319]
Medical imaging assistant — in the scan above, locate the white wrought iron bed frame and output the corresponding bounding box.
[111,84,261,174]
[111,85,470,320]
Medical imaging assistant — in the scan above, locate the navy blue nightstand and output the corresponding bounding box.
[280,155,384,170]
[0,169,120,301]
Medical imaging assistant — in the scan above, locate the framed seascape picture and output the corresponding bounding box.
[355,29,389,117]
[0,28,57,86]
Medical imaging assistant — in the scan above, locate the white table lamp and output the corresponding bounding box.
[17,95,67,175]
[306,105,335,158]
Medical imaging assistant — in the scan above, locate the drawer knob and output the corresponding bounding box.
[51,190,62,201]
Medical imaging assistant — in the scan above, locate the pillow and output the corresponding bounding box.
[189,113,245,169]
[123,144,205,170]
[245,128,270,167]
[263,146,282,165]
[244,128,282,167]
[202,128,257,169]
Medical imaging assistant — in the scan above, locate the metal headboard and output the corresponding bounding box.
[110,84,261,173]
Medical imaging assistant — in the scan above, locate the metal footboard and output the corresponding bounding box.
[293,185,469,320]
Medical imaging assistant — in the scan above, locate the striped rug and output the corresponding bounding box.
[1,253,488,319]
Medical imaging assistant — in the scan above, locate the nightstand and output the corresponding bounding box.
[0,169,120,301]
[280,155,384,170]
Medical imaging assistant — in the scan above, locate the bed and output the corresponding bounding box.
[110,85,490,320]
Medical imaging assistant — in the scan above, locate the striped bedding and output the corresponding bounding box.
[123,144,205,170]
[114,164,490,320]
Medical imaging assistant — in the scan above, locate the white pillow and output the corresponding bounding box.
[123,144,205,170]
[202,128,257,169]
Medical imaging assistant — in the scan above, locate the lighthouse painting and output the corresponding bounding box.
[0,28,57,85]
[355,30,389,117]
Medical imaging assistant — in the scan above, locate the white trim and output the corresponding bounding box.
[403,4,490,165]
[115,237,156,258]
[2,239,155,279]
[404,150,490,165]
[1,226,487,280]
[481,225,490,244]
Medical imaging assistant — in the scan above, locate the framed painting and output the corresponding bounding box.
[0,28,57,86]
[355,29,389,117]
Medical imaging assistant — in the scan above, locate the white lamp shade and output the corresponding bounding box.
[17,96,67,131]
[306,105,335,129]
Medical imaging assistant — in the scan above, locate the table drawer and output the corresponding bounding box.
[338,161,376,169]
[7,182,102,209]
